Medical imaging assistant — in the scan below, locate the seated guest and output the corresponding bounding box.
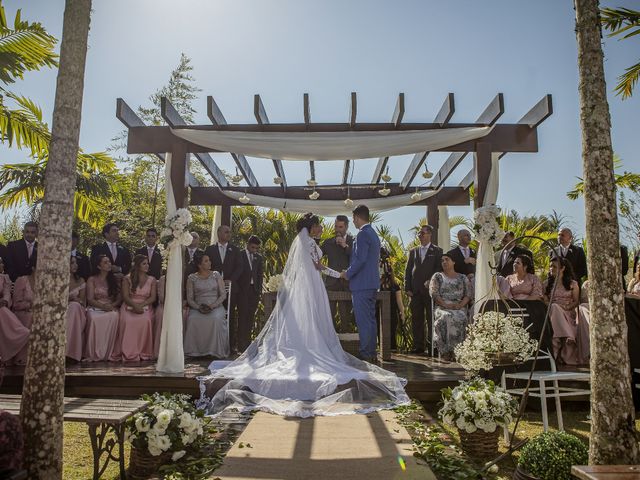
[111,255,155,362]
[66,256,87,362]
[0,256,29,364]
[12,268,35,329]
[6,221,38,282]
[506,255,543,300]
[379,246,406,351]
[429,253,471,361]
[84,254,121,361]
[496,231,533,277]
[628,263,640,298]
[90,223,132,277]
[135,228,162,280]
[184,253,228,358]
[153,273,189,359]
[543,257,589,365]
[71,231,91,280]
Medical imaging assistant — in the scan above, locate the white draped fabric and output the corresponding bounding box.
[437,206,451,252]
[171,127,493,161]
[221,190,439,216]
[474,153,501,314]
[197,228,410,417]
[156,153,185,373]
[210,205,222,243]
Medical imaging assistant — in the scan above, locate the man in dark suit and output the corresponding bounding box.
[183,231,204,278]
[135,228,163,279]
[236,235,264,352]
[404,224,443,354]
[497,231,533,277]
[447,229,476,277]
[0,243,8,266]
[204,224,244,351]
[6,221,38,281]
[321,215,354,332]
[71,231,91,280]
[90,223,132,276]
[551,228,588,281]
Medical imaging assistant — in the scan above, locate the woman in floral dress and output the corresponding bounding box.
[429,254,471,361]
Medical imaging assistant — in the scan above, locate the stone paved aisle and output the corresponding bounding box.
[212,410,436,480]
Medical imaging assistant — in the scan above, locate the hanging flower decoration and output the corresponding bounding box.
[344,198,354,208]
[473,205,504,249]
[273,176,284,185]
[410,191,423,202]
[381,173,392,183]
[239,194,251,204]
[306,179,318,187]
[230,168,243,185]
[422,164,433,179]
[378,187,391,196]
[161,208,193,252]
[308,190,320,200]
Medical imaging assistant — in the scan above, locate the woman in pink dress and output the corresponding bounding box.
[627,263,640,298]
[111,255,155,361]
[0,256,29,364]
[12,270,35,329]
[84,254,121,361]
[153,274,189,359]
[66,256,87,362]
[543,257,588,365]
[505,255,543,300]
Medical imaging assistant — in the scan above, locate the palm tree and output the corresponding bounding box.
[0,1,117,224]
[600,7,640,99]
[567,155,640,199]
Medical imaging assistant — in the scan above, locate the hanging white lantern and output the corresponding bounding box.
[411,191,423,201]
[273,176,284,185]
[239,194,250,204]
[344,198,354,207]
[381,173,392,183]
[306,179,318,187]
[308,190,320,200]
[378,187,391,197]
[422,164,433,179]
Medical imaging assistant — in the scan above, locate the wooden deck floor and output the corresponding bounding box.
[0,354,465,401]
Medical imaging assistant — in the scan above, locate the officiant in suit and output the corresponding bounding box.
[183,231,203,278]
[551,227,588,282]
[204,224,244,351]
[236,235,264,351]
[404,224,443,354]
[90,223,132,276]
[497,231,533,277]
[71,231,91,280]
[6,221,38,281]
[447,229,476,277]
[135,228,163,279]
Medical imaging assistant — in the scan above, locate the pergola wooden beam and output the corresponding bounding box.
[341,93,357,185]
[399,93,455,189]
[160,97,228,188]
[206,96,258,187]
[372,93,405,184]
[342,159,351,185]
[116,98,165,163]
[303,93,315,180]
[254,94,287,189]
[190,185,470,206]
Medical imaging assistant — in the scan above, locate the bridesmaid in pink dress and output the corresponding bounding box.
[0,257,29,364]
[84,254,121,361]
[627,264,640,298]
[66,256,87,362]
[12,271,35,329]
[111,255,155,361]
[153,274,189,359]
[543,257,588,365]
[505,255,543,300]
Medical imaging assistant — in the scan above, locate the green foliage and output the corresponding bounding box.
[601,7,640,99]
[0,210,21,244]
[517,431,588,480]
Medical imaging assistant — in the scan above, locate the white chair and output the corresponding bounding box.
[501,350,591,441]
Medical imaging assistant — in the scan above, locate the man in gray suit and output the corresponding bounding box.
[321,215,354,332]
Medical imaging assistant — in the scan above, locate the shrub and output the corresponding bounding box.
[518,431,588,480]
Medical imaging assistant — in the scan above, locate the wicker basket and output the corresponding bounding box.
[128,446,172,479]
[485,351,520,366]
[512,465,540,480]
[458,428,500,459]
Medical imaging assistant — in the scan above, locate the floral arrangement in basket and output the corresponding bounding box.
[126,392,207,460]
[454,311,537,372]
[160,208,193,252]
[473,205,504,249]
[265,273,284,292]
[439,377,518,434]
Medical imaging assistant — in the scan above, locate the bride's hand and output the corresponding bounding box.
[312,260,326,271]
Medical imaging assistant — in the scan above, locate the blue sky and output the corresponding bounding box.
[2,0,639,245]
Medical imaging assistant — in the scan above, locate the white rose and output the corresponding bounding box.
[464,423,478,434]
[181,433,191,445]
[172,450,186,461]
[483,421,497,433]
[135,416,151,433]
[156,434,171,452]
[157,409,173,426]
[179,412,193,428]
[151,421,166,435]
[148,443,163,456]
[455,417,467,430]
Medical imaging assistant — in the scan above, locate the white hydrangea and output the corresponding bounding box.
[473,205,505,249]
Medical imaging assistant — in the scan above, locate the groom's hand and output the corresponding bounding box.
[340,270,347,279]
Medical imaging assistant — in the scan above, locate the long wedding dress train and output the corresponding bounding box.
[197,228,410,417]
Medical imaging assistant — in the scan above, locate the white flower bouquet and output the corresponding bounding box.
[265,274,284,292]
[126,392,207,459]
[473,205,504,249]
[439,377,518,434]
[454,311,538,372]
[161,208,193,253]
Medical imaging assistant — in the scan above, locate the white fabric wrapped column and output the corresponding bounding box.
[474,153,501,315]
[156,152,185,373]
[210,205,222,244]
[437,206,451,251]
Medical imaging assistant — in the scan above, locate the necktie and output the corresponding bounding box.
[219,244,226,263]
[109,243,117,261]
[148,247,153,262]
[462,247,468,259]
[420,246,426,262]
[27,243,33,258]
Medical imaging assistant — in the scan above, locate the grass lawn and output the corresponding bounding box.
[63,423,129,480]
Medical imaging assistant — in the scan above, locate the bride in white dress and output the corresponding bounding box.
[197,213,409,417]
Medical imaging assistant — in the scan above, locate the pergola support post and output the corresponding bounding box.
[221,204,232,227]
[473,142,492,208]
[426,196,440,244]
[171,142,188,208]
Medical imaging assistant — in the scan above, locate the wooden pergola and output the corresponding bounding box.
[116,92,552,239]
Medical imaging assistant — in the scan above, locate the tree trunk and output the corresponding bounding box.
[574,0,640,464]
[19,1,92,478]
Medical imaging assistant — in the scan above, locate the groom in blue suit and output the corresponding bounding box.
[342,205,381,363]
